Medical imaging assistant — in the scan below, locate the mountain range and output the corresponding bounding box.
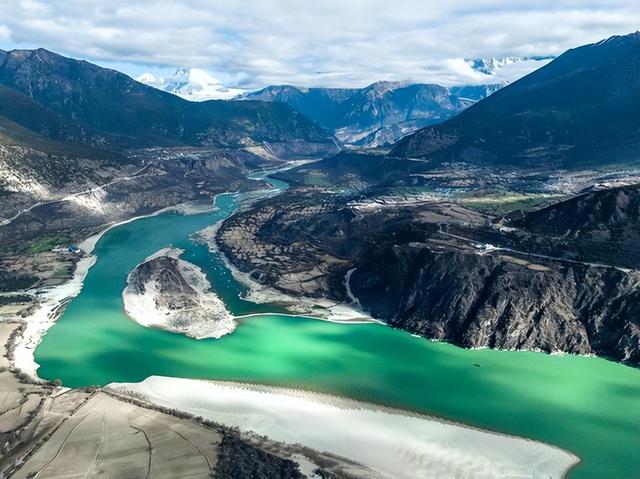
[243,81,502,147]
[391,33,640,169]
[0,47,339,243]
[236,32,640,366]
[135,56,552,149]
[0,48,337,153]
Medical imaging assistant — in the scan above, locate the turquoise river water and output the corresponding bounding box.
[34,173,640,478]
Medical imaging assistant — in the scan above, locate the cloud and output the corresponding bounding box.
[0,0,638,88]
[0,25,11,42]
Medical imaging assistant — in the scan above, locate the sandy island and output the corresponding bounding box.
[123,247,236,339]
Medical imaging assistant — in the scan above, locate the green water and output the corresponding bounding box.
[34,176,639,478]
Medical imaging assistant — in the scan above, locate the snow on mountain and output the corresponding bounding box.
[469,57,523,75]
[136,72,158,85]
[137,67,244,101]
[467,56,555,80]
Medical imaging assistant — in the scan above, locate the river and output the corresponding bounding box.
[34,171,640,478]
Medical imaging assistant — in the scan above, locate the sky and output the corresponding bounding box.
[0,0,638,90]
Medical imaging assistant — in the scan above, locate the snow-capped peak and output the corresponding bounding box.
[136,72,158,85]
[469,57,523,75]
[467,56,555,76]
[136,67,244,101]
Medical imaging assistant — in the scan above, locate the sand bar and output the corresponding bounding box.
[110,376,579,479]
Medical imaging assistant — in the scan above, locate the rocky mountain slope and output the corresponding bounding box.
[0,145,266,252]
[216,182,640,365]
[351,240,640,365]
[0,84,92,145]
[243,81,501,147]
[242,85,357,129]
[391,32,640,169]
[0,48,338,154]
[513,184,640,268]
[0,113,126,221]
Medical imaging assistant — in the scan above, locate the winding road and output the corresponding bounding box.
[436,224,633,274]
[0,164,153,227]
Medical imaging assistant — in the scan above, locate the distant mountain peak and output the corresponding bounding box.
[467,56,554,76]
[469,57,521,75]
[137,67,244,101]
[136,72,157,84]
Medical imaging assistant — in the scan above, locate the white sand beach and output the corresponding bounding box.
[109,376,580,479]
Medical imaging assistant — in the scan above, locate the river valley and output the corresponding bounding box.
[31,172,640,479]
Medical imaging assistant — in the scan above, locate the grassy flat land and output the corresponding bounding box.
[456,191,567,214]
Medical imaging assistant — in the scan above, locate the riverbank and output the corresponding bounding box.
[215,247,376,323]
[11,202,198,378]
[9,168,340,379]
[109,376,580,479]
[77,197,223,255]
[12,254,96,378]
[199,172,377,324]
[11,194,236,377]
[10,167,640,479]
[0,321,312,479]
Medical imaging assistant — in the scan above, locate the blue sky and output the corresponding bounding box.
[0,0,638,89]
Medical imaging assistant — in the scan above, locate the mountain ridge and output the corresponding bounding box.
[390,32,640,168]
[0,48,338,154]
[243,81,502,147]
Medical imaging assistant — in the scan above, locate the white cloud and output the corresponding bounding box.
[0,25,11,42]
[0,0,638,88]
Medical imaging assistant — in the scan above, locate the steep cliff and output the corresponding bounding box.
[217,184,640,365]
[351,244,639,364]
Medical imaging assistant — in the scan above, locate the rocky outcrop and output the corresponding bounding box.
[351,245,640,364]
[513,184,640,268]
[123,248,235,339]
[217,183,640,365]
[0,146,266,251]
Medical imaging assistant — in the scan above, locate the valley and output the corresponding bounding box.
[0,29,638,479]
[19,174,640,479]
